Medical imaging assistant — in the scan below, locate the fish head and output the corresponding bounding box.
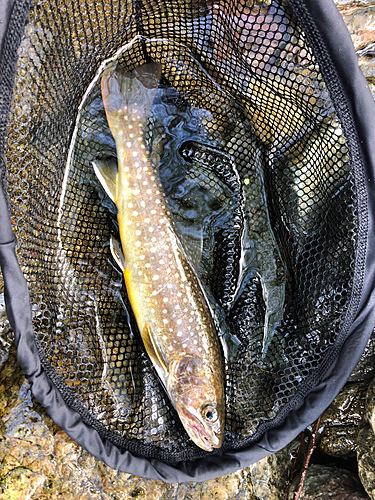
[168,354,225,452]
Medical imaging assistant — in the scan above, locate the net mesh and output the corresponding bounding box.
[4,0,357,463]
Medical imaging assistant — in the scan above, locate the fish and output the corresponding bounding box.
[92,62,225,451]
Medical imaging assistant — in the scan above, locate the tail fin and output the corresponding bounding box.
[101,63,162,137]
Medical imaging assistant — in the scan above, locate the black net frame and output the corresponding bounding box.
[0,0,374,483]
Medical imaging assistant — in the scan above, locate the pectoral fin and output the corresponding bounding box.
[110,236,126,272]
[142,322,168,374]
[92,158,118,203]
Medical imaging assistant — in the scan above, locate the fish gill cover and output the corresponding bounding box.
[1,0,364,477]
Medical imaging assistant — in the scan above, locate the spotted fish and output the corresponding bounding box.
[92,63,225,451]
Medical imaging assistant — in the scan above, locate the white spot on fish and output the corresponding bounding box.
[150,247,156,253]
[132,211,138,217]
[133,189,140,195]
[126,141,132,147]
[128,202,133,208]
[162,309,167,314]
[151,237,156,243]
[177,332,182,337]
[163,297,168,303]
[151,210,156,214]
[136,241,141,247]
[127,221,132,225]
[132,151,138,157]
[145,263,150,268]
[159,259,164,265]
[140,255,145,260]
[163,319,168,325]
[162,335,167,340]
[141,201,145,207]
[153,275,159,280]
[136,230,141,236]
[177,319,182,325]
[138,271,142,276]
[168,346,173,351]
[174,273,179,278]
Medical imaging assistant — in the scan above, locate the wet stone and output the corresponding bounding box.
[357,422,375,500]
[290,464,370,500]
[357,377,375,500]
[319,381,369,458]
[349,329,375,382]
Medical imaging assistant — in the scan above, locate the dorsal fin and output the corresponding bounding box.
[92,158,118,203]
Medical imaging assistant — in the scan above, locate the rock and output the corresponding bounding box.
[357,423,375,500]
[349,330,375,382]
[336,5,375,51]
[249,440,299,500]
[357,378,375,500]
[319,381,369,458]
[290,464,370,499]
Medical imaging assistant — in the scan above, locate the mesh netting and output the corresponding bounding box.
[4,0,357,463]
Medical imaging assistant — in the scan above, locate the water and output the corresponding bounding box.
[55,38,289,432]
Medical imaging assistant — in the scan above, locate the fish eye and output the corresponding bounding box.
[201,404,218,423]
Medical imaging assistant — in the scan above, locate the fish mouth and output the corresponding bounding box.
[180,414,222,452]
[191,425,221,452]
